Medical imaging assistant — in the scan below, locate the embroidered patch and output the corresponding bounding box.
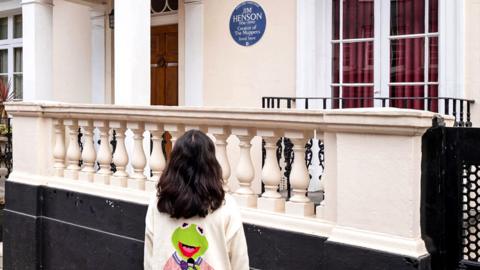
[163,223,214,270]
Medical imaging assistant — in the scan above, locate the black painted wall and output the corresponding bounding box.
[4,181,430,270]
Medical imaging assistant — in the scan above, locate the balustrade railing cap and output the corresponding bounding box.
[4,102,453,135]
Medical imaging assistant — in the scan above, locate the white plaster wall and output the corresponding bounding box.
[465,0,480,127]
[0,0,21,15]
[335,133,422,239]
[202,0,296,108]
[52,0,92,103]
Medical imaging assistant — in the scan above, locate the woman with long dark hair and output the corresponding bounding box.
[144,130,249,270]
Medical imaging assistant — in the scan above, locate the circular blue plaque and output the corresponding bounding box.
[229,1,267,46]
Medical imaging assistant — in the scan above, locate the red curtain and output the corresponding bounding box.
[390,0,438,111]
[332,0,374,109]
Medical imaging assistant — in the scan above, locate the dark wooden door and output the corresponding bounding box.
[151,24,178,106]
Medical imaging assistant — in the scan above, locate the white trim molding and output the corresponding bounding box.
[328,226,428,258]
[151,13,178,26]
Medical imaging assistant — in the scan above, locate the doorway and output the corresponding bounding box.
[151,24,178,106]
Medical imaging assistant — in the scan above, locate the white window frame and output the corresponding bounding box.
[297,0,464,109]
[0,12,22,98]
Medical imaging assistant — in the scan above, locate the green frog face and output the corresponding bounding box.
[171,223,209,260]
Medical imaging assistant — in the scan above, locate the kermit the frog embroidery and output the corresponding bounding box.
[163,223,214,270]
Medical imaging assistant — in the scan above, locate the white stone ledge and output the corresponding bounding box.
[8,172,151,205]
[5,101,454,135]
[328,226,429,258]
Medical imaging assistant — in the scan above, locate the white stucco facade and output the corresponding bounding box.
[0,0,472,117]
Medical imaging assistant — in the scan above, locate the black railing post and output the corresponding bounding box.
[444,98,450,115]
[381,98,386,108]
[262,97,265,108]
[323,98,327,109]
[467,101,472,127]
[460,100,464,127]
[305,98,309,109]
[276,98,280,108]
[453,99,458,127]
[287,98,292,109]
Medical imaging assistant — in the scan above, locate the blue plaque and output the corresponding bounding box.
[229,1,266,46]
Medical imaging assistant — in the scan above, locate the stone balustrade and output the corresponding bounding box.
[4,102,453,258]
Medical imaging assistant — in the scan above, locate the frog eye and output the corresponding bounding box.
[181,223,189,229]
[196,226,204,235]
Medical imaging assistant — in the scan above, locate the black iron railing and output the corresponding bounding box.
[262,96,475,127]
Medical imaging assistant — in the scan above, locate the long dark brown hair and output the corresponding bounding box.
[157,129,225,219]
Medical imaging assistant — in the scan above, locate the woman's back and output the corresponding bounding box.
[143,130,249,270]
[144,194,248,270]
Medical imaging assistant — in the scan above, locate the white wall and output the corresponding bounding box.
[52,0,92,103]
[202,0,296,108]
[465,0,480,127]
[0,0,21,15]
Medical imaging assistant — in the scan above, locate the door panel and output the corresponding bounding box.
[151,24,178,106]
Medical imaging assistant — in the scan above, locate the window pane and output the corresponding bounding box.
[168,0,178,11]
[390,38,425,83]
[390,0,425,35]
[332,44,340,83]
[14,15,22,38]
[343,41,374,83]
[14,47,22,72]
[0,50,7,74]
[332,86,340,109]
[429,0,438,33]
[389,85,425,109]
[343,0,374,39]
[0,17,7,40]
[342,86,374,108]
[389,85,438,112]
[332,0,340,40]
[429,37,438,82]
[151,0,167,12]
[14,74,22,99]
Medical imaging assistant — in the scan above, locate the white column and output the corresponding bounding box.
[257,129,285,212]
[184,0,204,106]
[114,0,150,105]
[296,0,317,108]
[91,10,106,104]
[284,130,314,217]
[22,0,53,101]
[232,128,257,208]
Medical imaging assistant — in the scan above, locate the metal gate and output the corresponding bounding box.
[422,121,480,270]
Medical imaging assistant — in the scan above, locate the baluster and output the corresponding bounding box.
[78,120,96,182]
[64,120,81,180]
[209,127,231,192]
[53,119,66,177]
[232,128,257,207]
[93,120,112,185]
[127,122,146,190]
[146,123,166,192]
[110,121,128,187]
[257,129,284,212]
[284,130,314,216]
